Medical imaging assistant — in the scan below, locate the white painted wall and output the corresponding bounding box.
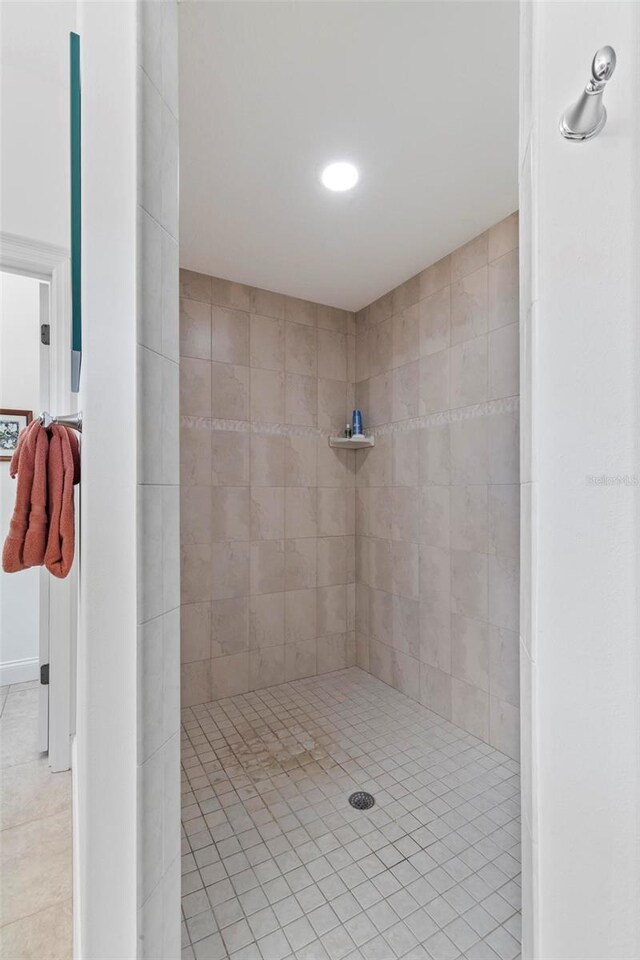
[0,272,42,683]
[520,3,640,957]
[0,1,77,249]
[75,1,138,956]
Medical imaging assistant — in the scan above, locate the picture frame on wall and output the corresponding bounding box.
[0,409,33,462]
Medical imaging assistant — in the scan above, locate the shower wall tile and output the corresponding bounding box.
[355,214,520,760]
[137,3,180,954]
[181,273,356,703]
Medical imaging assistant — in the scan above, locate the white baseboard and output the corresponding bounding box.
[0,657,39,687]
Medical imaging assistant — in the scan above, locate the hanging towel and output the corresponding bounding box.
[2,420,49,572]
[44,424,80,579]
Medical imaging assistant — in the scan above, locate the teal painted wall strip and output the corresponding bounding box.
[70,31,81,392]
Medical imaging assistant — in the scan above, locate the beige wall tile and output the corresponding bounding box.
[451,267,488,344]
[450,485,488,553]
[251,434,285,486]
[180,357,211,417]
[211,361,249,419]
[285,638,317,681]
[450,335,488,408]
[317,634,352,674]
[420,485,450,549]
[250,314,284,370]
[250,540,285,594]
[317,488,353,537]
[181,602,210,664]
[250,486,285,541]
[284,589,317,643]
[489,696,520,760]
[317,537,348,587]
[489,625,520,707]
[419,663,452,720]
[285,487,317,539]
[419,287,450,357]
[250,368,285,423]
[181,543,211,605]
[488,248,519,330]
[488,322,519,400]
[211,653,249,700]
[392,275,420,315]
[180,298,211,359]
[392,303,419,367]
[211,540,249,600]
[252,287,285,319]
[181,659,211,707]
[211,487,250,541]
[211,597,249,658]
[211,277,252,311]
[419,425,450,486]
[451,231,488,281]
[451,612,490,691]
[488,411,519,484]
[317,304,349,334]
[181,486,212,545]
[318,329,347,381]
[419,351,450,415]
[317,379,347,433]
[451,550,488,620]
[488,211,518,261]
[285,436,317,487]
[180,269,211,302]
[211,306,249,365]
[285,322,317,376]
[489,555,519,631]
[392,434,419,488]
[249,592,285,648]
[285,374,317,426]
[418,255,451,300]
[488,484,520,559]
[285,539,317,590]
[317,585,347,636]
[419,544,450,605]
[212,430,249,486]
[182,420,212,487]
[392,361,419,421]
[284,296,317,327]
[249,646,285,689]
[452,677,489,740]
[392,595,420,658]
[419,599,451,672]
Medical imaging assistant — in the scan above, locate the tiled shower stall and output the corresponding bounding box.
[179,214,521,960]
[179,213,519,759]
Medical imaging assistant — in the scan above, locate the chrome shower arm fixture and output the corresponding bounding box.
[560,45,616,141]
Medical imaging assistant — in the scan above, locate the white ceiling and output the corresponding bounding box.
[179,2,519,311]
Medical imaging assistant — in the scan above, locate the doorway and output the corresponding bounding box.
[0,252,75,955]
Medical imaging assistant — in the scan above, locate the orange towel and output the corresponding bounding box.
[2,420,49,572]
[44,424,80,579]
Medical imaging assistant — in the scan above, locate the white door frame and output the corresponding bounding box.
[0,231,76,772]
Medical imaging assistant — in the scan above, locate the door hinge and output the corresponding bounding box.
[40,663,49,685]
[40,323,50,346]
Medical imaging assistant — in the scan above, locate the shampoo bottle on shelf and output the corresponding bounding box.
[352,409,363,437]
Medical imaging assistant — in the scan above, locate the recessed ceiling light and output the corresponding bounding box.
[321,161,359,192]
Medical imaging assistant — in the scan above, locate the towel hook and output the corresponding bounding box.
[39,411,83,433]
[560,45,616,141]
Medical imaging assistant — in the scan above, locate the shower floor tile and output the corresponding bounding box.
[180,668,521,960]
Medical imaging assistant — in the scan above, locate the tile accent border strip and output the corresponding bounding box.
[181,396,519,439]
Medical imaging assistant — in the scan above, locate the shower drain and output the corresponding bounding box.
[348,791,375,811]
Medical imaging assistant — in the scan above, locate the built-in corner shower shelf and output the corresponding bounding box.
[328,435,375,449]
